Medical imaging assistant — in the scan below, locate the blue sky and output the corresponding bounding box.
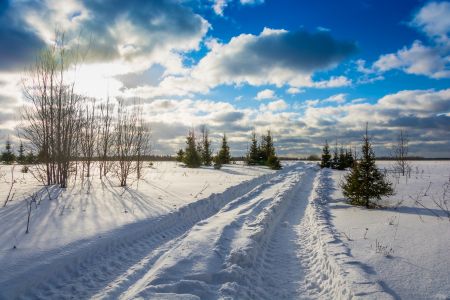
[0,0,449,157]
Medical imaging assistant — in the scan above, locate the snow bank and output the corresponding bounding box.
[329,161,450,299]
[302,168,394,299]
[0,162,282,299]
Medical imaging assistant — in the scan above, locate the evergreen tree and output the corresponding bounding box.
[1,140,15,164]
[331,141,339,169]
[262,131,282,169]
[262,131,276,162]
[183,130,201,168]
[213,153,222,169]
[258,135,268,163]
[25,151,36,164]
[337,146,347,170]
[345,149,354,168]
[17,142,26,164]
[200,126,212,166]
[218,134,231,164]
[341,125,394,208]
[320,140,332,168]
[246,131,259,165]
[176,149,184,162]
[196,141,203,159]
[267,153,282,170]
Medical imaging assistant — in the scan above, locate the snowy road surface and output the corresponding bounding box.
[0,163,391,299]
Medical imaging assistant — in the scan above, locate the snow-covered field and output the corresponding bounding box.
[0,160,448,299]
[329,161,450,300]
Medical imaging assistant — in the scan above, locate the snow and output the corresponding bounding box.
[0,160,448,299]
[328,161,450,299]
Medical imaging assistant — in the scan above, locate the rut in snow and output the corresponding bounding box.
[1,162,368,300]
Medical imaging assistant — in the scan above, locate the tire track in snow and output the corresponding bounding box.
[122,165,320,299]
[0,164,299,300]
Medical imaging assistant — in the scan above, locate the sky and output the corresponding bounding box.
[0,0,449,157]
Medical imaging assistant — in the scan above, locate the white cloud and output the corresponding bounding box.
[322,93,347,104]
[260,99,288,111]
[190,28,356,89]
[286,87,304,95]
[255,89,276,100]
[213,0,228,16]
[313,76,352,88]
[212,0,264,16]
[410,1,450,43]
[370,2,450,79]
[373,41,450,79]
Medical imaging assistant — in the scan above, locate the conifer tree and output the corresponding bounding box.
[341,125,394,208]
[183,130,201,168]
[320,140,332,168]
[213,153,222,169]
[267,153,282,170]
[345,149,354,168]
[176,149,184,162]
[258,135,268,163]
[26,151,36,164]
[218,134,231,164]
[246,130,259,165]
[1,140,15,164]
[17,142,26,164]
[262,130,276,161]
[331,141,339,169]
[337,146,347,170]
[262,131,281,169]
[200,126,212,166]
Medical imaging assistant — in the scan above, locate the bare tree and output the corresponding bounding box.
[21,31,84,188]
[393,130,410,176]
[3,165,16,207]
[97,98,114,179]
[114,99,139,187]
[79,99,97,179]
[135,106,151,180]
[25,192,38,234]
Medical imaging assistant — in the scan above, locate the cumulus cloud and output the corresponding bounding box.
[142,88,450,157]
[191,28,356,88]
[370,1,450,79]
[0,0,209,76]
[212,0,264,16]
[373,41,450,79]
[410,1,450,42]
[322,93,347,104]
[0,2,45,70]
[213,0,228,16]
[286,87,304,95]
[255,89,276,100]
[260,99,288,111]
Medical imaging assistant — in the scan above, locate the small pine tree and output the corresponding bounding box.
[1,140,15,164]
[262,131,276,163]
[218,134,231,164]
[331,141,339,169]
[341,125,394,208]
[337,146,347,170]
[345,149,354,168]
[246,131,259,165]
[213,153,222,169]
[176,149,184,162]
[320,140,332,168]
[25,151,36,164]
[183,130,201,168]
[17,142,26,164]
[201,126,212,166]
[267,154,282,170]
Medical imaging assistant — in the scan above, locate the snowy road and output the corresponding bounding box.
[0,163,365,299]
